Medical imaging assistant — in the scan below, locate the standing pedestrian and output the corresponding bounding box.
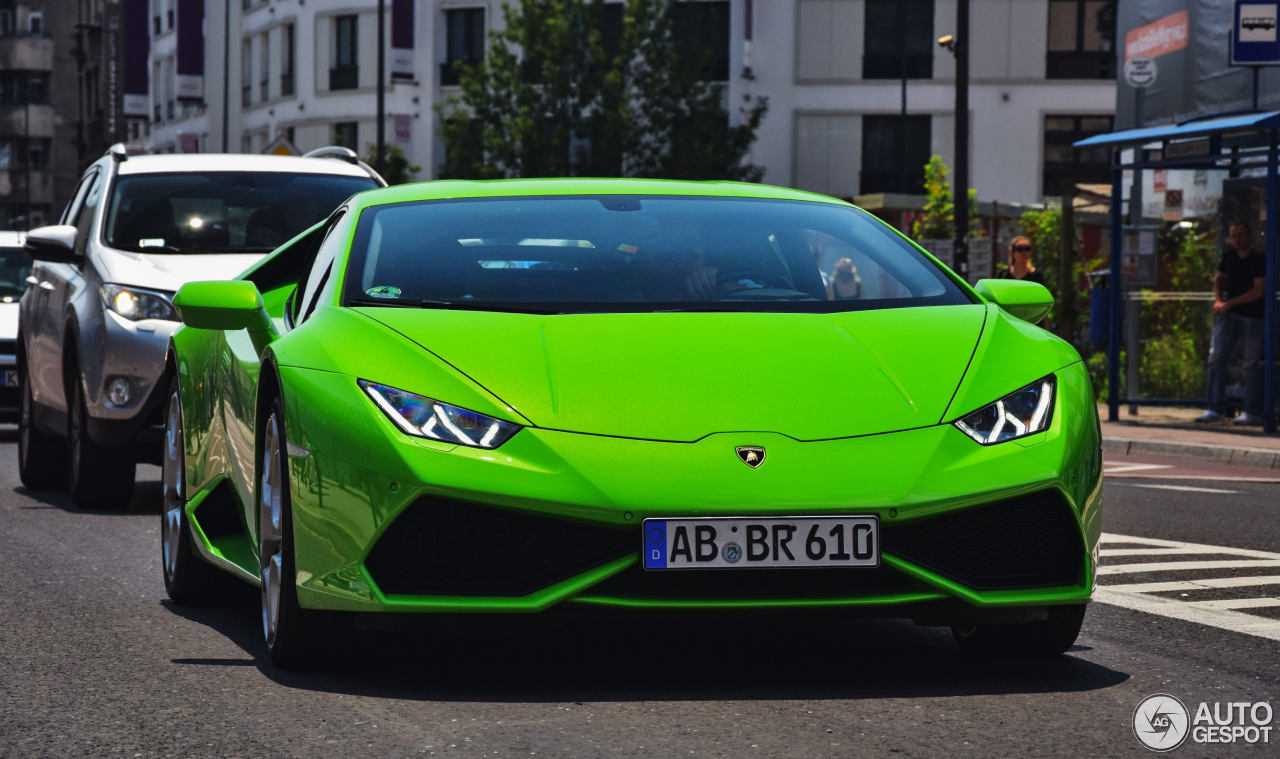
[996,236,1047,286]
[1196,221,1266,425]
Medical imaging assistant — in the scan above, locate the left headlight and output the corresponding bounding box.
[359,380,522,449]
[102,284,179,321]
[954,375,1056,445]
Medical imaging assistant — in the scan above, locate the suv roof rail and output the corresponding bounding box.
[106,143,130,162]
[302,146,359,164]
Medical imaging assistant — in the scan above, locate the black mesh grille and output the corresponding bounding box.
[882,490,1083,590]
[364,498,636,597]
[584,563,932,601]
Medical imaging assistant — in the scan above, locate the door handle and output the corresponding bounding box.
[38,281,54,291]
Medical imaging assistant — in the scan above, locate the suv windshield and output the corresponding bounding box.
[0,246,30,301]
[343,196,970,313]
[105,172,377,254]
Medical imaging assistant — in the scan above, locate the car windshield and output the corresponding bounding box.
[0,246,29,301]
[344,196,970,313]
[105,172,377,254]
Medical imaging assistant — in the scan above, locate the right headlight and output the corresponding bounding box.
[102,284,179,321]
[359,380,522,449]
[954,375,1056,445]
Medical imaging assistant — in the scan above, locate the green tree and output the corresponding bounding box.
[437,0,767,180]
[362,143,421,185]
[912,155,980,240]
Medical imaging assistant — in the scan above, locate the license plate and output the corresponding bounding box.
[3,370,15,387]
[642,516,879,570]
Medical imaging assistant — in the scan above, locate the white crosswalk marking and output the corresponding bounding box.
[1093,534,1280,641]
[1126,484,1239,494]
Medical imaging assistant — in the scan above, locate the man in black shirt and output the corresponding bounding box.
[1196,221,1267,424]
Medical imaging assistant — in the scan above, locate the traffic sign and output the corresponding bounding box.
[1124,56,1158,88]
[1231,1,1280,65]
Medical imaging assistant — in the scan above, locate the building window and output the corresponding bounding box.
[27,139,48,169]
[0,10,12,36]
[441,8,484,86]
[260,33,270,101]
[672,1,729,81]
[28,10,42,36]
[242,39,252,106]
[166,0,175,30]
[283,126,296,145]
[1043,115,1114,196]
[152,0,161,35]
[860,115,932,195]
[1047,0,1116,79]
[864,0,933,80]
[281,24,295,96]
[0,72,51,104]
[333,122,358,149]
[331,15,359,90]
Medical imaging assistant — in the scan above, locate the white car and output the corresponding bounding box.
[19,145,384,508]
[0,231,28,421]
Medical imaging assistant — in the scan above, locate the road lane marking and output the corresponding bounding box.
[1098,559,1280,575]
[1093,589,1280,642]
[1095,534,1280,639]
[1100,576,1280,593]
[1103,463,1176,474]
[1105,474,1280,482]
[1124,484,1239,494]
[1187,597,1280,610]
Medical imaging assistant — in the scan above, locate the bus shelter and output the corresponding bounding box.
[1076,112,1280,432]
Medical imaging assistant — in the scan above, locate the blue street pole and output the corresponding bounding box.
[1265,130,1278,432]
[1108,152,1123,422]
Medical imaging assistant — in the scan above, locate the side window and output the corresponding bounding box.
[72,171,103,255]
[59,170,95,225]
[299,211,350,323]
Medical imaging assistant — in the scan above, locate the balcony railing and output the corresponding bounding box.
[329,66,358,91]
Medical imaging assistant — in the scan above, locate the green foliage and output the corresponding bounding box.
[913,156,953,240]
[362,143,421,185]
[437,0,767,180]
[912,156,981,240]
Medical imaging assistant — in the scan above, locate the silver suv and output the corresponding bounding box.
[18,146,383,509]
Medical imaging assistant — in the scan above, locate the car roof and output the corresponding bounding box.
[115,153,375,178]
[349,178,851,209]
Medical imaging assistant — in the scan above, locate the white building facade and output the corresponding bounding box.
[145,0,1117,204]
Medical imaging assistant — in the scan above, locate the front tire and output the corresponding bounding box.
[951,604,1087,658]
[67,370,135,510]
[18,364,67,490]
[161,376,225,604]
[259,398,315,668]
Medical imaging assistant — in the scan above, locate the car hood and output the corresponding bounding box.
[98,250,266,292]
[356,304,988,442]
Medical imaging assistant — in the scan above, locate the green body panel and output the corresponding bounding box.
[974,279,1055,324]
[167,178,1103,617]
[355,305,987,441]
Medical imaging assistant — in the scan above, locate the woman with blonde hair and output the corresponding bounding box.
[997,236,1047,285]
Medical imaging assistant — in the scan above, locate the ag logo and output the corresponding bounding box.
[735,446,766,468]
[1133,694,1190,751]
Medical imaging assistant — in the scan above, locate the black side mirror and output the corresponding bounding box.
[24,225,79,263]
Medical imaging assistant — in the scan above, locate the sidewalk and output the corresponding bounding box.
[1099,403,1280,470]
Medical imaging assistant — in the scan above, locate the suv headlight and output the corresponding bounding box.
[954,375,1056,445]
[103,285,179,321]
[359,380,522,449]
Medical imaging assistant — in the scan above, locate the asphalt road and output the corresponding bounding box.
[2,432,1279,758]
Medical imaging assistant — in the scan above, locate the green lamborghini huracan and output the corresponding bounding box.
[161,179,1102,666]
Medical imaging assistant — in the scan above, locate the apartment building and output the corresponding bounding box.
[0,1,77,228]
[73,0,150,167]
[139,0,1116,206]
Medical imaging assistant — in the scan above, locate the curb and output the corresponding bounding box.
[1102,436,1280,470]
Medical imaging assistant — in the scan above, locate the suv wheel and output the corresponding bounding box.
[67,371,135,510]
[18,364,67,490]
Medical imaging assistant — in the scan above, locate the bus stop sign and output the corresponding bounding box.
[1232,1,1280,65]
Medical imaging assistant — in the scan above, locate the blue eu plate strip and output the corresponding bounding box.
[643,520,667,569]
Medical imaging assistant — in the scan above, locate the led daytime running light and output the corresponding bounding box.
[359,380,522,450]
[954,376,1056,445]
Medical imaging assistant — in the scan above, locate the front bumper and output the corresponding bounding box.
[275,362,1103,617]
[83,311,178,449]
